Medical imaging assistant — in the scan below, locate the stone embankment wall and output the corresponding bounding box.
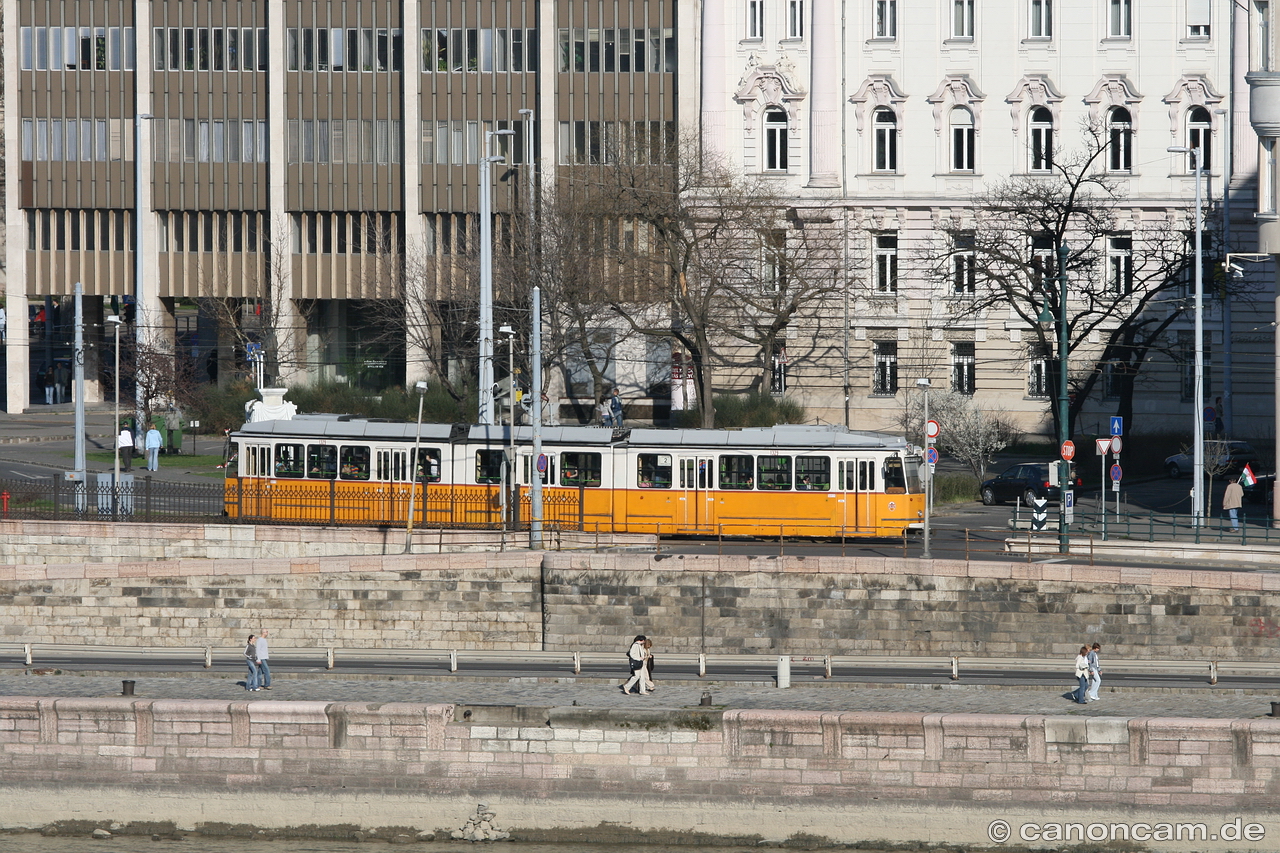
[0,698,1275,849]
[2,548,1280,659]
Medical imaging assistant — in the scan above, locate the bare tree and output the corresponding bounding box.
[925,121,1243,439]
[897,389,1019,482]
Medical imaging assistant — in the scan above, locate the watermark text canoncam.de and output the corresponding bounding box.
[987,817,1265,845]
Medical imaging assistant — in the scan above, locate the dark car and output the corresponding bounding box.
[1244,472,1275,506]
[980,463,1080,506]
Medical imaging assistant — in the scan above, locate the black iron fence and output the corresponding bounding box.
[0,476,584,531]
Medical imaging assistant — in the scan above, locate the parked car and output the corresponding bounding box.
[979,463,1081,506]
[1164,441,1259,478]
[1244,472,1275,506]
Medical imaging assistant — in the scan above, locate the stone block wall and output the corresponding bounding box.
[0,698,1276,847]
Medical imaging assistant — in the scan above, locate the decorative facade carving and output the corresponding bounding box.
[926,75,986,135]
[1005,74,1065,135]
[848,74,908,134]
[734,53,808,135]
[1161,75,1224,137]
[1083,75,1144,125]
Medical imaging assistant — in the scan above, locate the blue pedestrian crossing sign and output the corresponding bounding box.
[1110,416,1123,436]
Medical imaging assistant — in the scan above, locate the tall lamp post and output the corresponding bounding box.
[134,113,153,436]
[499,324,517,529]
[916,377,932,560]
[478,128,515,426]
[1169,145,1205,526]
[107,315,123,513]
[1039,243,1072,554]
[404,380,429,553]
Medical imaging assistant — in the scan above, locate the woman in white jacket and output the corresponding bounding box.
[1072,646,1089,704]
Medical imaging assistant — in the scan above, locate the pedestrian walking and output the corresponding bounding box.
[116,425,134,472]
[54,361,69,404]
[1072,645,1089,704]
[609,388,624,427]
[1086,643,1102,702]
[255,630,272,690]
[0,305,8,342]
[145,423,162,471]
[598,398,612,428]
[642,637,656,692]
[43,365,56,405]
[244,634,260,691]
[620,634,649,695]
[1223,477,1244,531]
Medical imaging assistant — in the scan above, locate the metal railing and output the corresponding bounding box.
[1013,502,1280,546]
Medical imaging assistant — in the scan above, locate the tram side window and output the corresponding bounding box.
[719,455,755,490]
[637,453,672,488]
[274,443,305,478]
[246,444,271,477]
[413,448,442,482]
[561,451,602,487]
[339,445,371,480]
[522,454,557,484]
[883,458,907,493]
[306,445,337,479]
[376,449,406,481]
[476,450,504,484]
[757,455,792,490]
[796,456,830,490]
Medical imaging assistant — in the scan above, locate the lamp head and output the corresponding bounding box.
[1037,300,1055,325]
[494,129,516,137]
[414,380,429,393]
[499,324,515,335]
[518,108,533,116]
[106,315,122,326]
[915,378,930,388]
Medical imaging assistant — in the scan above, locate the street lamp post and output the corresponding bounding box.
[1169,145,1205,525]
[404,380,429,553]
[478,128,516,426]
[107,315,123,513]
[134,113,153,436]
[499,324,517,530]
[916,377,932,560]
[1039,244,1072,553]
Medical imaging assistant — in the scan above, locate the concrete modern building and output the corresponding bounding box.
[3,0,680,415]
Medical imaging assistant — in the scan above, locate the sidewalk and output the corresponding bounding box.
[1,673,1274,720]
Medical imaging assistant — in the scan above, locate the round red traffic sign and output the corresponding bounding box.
[1110,463,1123,482]
[1061,440,1076,461]
[1110,435,1122,454]
[925,419,940,440]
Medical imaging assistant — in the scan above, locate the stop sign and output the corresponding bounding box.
[1061,440,1076,461]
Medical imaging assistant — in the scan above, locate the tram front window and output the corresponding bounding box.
[903,456,923,493]
[883,458,907,494]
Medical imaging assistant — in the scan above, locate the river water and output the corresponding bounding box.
[0,841,910,853]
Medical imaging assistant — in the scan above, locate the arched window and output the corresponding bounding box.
[950,106,975,172]
[764,108,788,171]
[1107,106,1132,172]
[873,108,897,172]
[1187,106,1212,172]
[1029,107,1054,172]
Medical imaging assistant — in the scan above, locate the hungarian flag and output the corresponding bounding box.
[1241,464,1258,487]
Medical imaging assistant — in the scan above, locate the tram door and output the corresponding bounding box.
[677,456,716,531]
[838,458,877,533]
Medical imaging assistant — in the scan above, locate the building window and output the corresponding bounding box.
[873,341,899,394]
[1107,235,1133,294]
[951,342,976,395]
[1187,106,1212,172]
[1261,138,1277,215]
[21,26,137,71]
[874,234,899,293]
[153,118,269,164]
[557,27,675,73]
[20,117,134,162]
[764,109,789,171]
[1029,0,1053,37]
[748,0,765,38]
[762,230,787,291]
[1029,233,1055,290]
[1188,0,1211,37]
[153,27,266,71]
[1258,1,1273,70]
[787,0,806,38]
[423,27,536,73]
[873,108,897,171]
[1109,0,1132,37]
[953,0,975,38]
[557,119,673,165]
[953,234,977,295]
[291,212,401,255]
[1028,346,1051,397]
[951,107,975,172]
[27,209,133,252]
[1102,362,1122,400]
[288,119,401,165]
[1029,107,1054,172]
[1107,107,1132,172]
[874,0,898,37]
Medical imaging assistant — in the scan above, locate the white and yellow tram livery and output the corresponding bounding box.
[225,418,924,538]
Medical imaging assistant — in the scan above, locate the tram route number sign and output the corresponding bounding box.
[1060,440,1076,461]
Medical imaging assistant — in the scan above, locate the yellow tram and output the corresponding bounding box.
[224,417,925,538]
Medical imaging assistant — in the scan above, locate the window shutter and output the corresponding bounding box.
[1188,0,1210,27]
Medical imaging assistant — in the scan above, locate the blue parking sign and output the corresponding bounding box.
[1110,416,1123,436]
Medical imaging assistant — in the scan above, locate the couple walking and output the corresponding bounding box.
[243,630,273,691]
[620,635,656,695]
[1071,643,1103,704]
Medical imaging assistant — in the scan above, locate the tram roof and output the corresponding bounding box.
[625,425,907,450]
[236,418,461,442]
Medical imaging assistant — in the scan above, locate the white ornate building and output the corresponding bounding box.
[688,0,1272,441]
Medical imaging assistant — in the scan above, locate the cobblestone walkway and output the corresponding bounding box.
[2,674,1274,719]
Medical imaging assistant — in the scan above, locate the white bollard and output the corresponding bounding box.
[24,644,31,666]
[326,648,335,670]
[951,656,959,681]
[824,655,832,679]
[698,653,706,678]
[450,650,458,672]
[204,647,212,669]
[573,651,581,674]
[777,655,791,688]
[1209,661,1218,685]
